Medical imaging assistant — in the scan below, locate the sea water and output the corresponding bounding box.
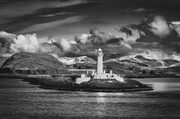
[0,78,180,118]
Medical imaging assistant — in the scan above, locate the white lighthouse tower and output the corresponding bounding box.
[97,48,103,74]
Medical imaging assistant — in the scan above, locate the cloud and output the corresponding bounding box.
[145,16,171,38]
[39,37,77,56]
[38,28,132,57]
[75,28,119,45]
[172,53,180,61]
[132,48,180,61]
[0,0,88,24]
[74,28,132,49]
[75,34,91,44]
[120,41,132,49]
[21,16,85,33]
[89,28,118,44]
[0,31,74,56]
[70,28,133,57]
[170,21,180,37]
[1,13,180,61]
[39,12,74,17]
[59,38,72,52]
[41,15,180,58]
[108,15,180,59]
[0,31,16,39]
[10,34,40,53]
[0,31,17,54]
[116,26,145,43]
[118,15,180,43]
[133,8,154,13]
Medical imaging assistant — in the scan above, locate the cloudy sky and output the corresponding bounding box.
[1,0,180,59]
[0,0,179,40]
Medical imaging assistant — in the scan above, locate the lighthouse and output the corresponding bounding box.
[93,48,124,82]
[97,48,103,74]
[76,48,124,84]
[75,48,152,92]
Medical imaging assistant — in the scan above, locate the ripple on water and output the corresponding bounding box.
[0,78,180,118]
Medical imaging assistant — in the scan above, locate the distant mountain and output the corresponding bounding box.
[51,54,96,65]
[53,53,180,70]
[65,54,180,77]
[104,54,180,77]
[0,52,179,77]
[163,59,180,67]
[105,54,180,68]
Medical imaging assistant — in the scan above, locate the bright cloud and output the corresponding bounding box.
[10,34,39,53]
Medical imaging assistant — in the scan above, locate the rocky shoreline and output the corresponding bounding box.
[0,74,153,92]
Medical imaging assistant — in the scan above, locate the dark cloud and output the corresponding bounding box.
[118,15,180,44]
[0,0,89,33]
[146,16,171,38]
[21,16,85,33]
[89,28,118,44]
[0,0,180,60]
[0,31,16,54]
[73,28,132,58]
[75,28,119,45]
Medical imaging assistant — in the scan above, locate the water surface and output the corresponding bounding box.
[0,78,180,118]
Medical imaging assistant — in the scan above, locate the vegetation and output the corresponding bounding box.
[23,75,79,90]
[80,79,153,92]
[1,52,66,75]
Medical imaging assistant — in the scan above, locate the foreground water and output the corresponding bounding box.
[0,78,180,119]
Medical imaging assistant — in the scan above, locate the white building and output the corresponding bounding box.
[76,48,124,84]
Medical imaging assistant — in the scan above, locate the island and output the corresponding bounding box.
[72,48,153,92]
[0,48,153,92]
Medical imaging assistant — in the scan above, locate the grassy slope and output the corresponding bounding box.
[0,56,8,67]
[1,52,66,75]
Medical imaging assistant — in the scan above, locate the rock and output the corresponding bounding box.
[79,79,153,92]
[23,75,79,90]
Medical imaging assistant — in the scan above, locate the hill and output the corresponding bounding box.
[1,52,66,75]
[104,55,180,77]
[1,52,179,77]
[0,56,9,67]
[51,54,96,65]
[70,54,180,78]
